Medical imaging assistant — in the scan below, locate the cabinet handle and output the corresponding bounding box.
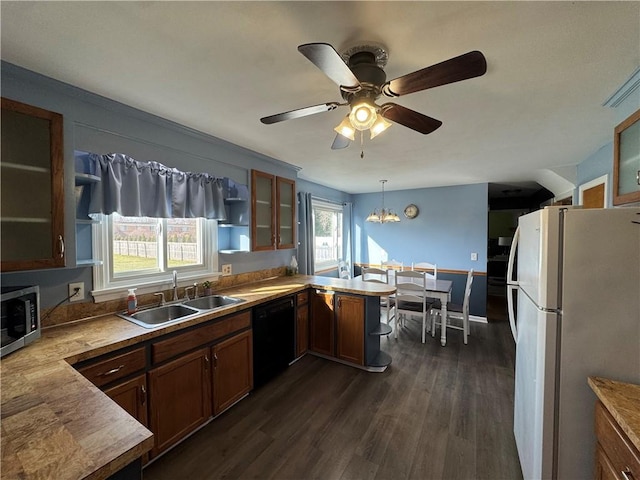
[213,353,218,368]
[204,355,209,369]
[99,364,124,377]
[622,467,634,480]
[58,235,65,258]
[140,385,146,405]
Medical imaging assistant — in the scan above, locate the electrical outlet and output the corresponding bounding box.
[221,264,232,276]
[471,252,478,261]
[69,282,84,302]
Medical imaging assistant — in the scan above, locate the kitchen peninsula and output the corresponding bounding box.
[0,275,394,480]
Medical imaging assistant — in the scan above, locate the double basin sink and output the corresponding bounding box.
[118,295,245,329]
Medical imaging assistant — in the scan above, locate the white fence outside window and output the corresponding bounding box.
[114,241,198,262]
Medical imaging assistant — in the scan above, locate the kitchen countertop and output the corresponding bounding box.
[0,275,394,480]
[588,376,640,452]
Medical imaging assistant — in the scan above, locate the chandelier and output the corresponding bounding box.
[366,180,400,223]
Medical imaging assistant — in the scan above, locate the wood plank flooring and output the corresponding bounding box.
[143,317,522,480]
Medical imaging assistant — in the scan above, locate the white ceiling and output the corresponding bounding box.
[1,1,639,194]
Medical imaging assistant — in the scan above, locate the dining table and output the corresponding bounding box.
[357,270,454,346]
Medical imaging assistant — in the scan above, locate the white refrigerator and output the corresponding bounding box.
[506,206,640,480]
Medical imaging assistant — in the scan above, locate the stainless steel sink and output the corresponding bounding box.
[182,295,245,310]
[119,304,201,328]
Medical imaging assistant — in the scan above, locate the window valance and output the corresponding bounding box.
[87,153,244,220]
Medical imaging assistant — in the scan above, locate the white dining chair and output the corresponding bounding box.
[389,270,430,340]
[411,261,437,280]
[382,259,403,271]
[430,269,474,344]
[362,267,392,324]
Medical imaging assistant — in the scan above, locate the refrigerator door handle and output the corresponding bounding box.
[507,284,518,342]
[506,226,520,286]
[506,226,520,342]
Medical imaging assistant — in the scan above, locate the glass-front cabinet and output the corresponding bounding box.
[251,170,276,251]
[276,176,296,249]
[1,98,65,271]
[613,108,640,206]
[251,170,295,251]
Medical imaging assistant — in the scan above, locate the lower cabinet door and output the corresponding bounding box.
[310,291,334,356]
[103,374,148,427]
[595,444,619,480]
[213,330,253,415]
[148,348,212,457]
[335,294,364,365]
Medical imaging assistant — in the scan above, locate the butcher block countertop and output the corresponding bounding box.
[1,275,394,480]
[588,376,640,452]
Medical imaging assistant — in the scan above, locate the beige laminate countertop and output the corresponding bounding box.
[588,376,640,452]
[1,275,394,480]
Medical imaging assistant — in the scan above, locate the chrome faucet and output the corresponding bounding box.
[172,270,178,301]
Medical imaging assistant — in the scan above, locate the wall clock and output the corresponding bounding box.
[404,204,419,219]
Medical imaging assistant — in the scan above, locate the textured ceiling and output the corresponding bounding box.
[1,1,638,194]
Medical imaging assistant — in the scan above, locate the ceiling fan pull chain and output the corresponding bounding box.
[360,131,364,159]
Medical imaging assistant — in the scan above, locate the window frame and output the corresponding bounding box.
[311,199,344,274]
[91,214,219,303]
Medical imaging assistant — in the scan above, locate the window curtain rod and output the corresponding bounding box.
[310,195,347,206]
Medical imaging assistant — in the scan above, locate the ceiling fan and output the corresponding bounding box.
[260,42,487,149]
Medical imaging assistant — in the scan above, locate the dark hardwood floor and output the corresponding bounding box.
[143,316,522,480]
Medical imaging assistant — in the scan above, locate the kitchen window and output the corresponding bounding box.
[312,200,343,273]
[92,213,218,302]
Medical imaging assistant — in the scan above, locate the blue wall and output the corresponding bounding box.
[353,183,489,316]
[353,183,488,270]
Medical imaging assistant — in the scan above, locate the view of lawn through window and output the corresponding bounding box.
[112,214,201,274]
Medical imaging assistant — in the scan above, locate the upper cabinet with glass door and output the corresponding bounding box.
[1,98,65,271]
[251,170,296,251]
[613,108,640,206]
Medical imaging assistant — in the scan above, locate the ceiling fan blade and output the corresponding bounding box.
[298,43,361,92]
[381,103,442,134]
[260,102,342,124]
[331,133,351,150]
[382,51,487,97]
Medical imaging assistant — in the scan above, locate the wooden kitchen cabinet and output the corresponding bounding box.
[1,97,65,271]
[103,374,148,428]
[296,290,309,357]
[310,290,335,356]
[212,329,253,415]
[335,294,365,366]
[148,348,212,457]
[250,169,296,251]
[613,108,640,206]
[594,400,640,480]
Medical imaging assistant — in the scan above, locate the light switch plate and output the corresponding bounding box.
[221,264,232,276]
[471,252,478,261]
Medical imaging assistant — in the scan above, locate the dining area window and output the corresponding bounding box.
[312,200,343,273]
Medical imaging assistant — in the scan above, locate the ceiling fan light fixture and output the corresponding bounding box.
[334,116,356,141]
[370,115,392,139]
[349,99,377,131]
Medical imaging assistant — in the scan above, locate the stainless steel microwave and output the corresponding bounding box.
[1,285,40,358]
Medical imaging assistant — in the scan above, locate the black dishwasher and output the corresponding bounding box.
[253,296,295,388]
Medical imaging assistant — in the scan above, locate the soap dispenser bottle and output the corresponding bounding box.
[127,288,137,315]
